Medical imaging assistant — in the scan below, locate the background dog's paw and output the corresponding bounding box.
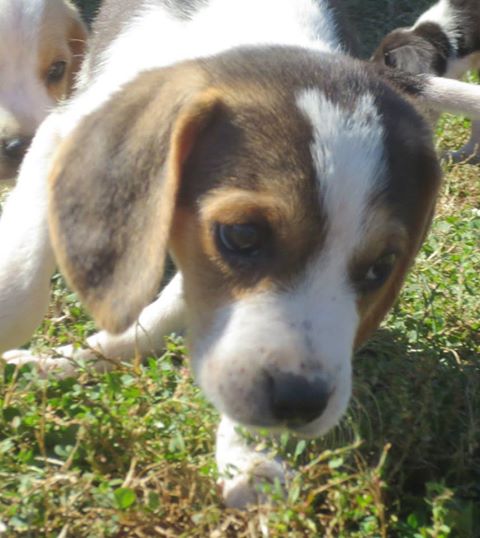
[220,458,287,509]
[1,349,75,376]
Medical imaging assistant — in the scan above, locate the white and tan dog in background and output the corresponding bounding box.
[0,0,87,184]
[2,0,480,508]
[373,0,480,162]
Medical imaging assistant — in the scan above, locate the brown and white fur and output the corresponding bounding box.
[373,0,480,163]
[0,0,87,183]
[2,0,480,509]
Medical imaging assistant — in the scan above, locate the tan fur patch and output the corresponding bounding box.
[48,66,221,333]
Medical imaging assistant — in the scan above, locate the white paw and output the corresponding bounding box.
[1,349,76,377]
[216,416,291,509]
[220,457,287,509]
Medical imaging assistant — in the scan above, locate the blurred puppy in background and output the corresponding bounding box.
[0,0,87,184]
[373,0,480,163]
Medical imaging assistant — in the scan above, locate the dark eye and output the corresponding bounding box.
[384,51,397,68]
[358,252,397,292]
[46,61,67,84]
[216,223,265,257]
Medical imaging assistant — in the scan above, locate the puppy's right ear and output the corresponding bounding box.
[48,67,221,333]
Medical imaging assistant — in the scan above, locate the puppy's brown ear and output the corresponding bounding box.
[49,69,220,333]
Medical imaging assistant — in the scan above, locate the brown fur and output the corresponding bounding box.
[48,49,440,354]
[49,66,221,333]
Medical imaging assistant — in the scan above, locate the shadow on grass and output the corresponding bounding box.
[342,324,480,531]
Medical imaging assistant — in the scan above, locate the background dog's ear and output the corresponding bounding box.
[375,43,435,75]
[49,69,221,333]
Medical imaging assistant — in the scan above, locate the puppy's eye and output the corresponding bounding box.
[216,223,265,257]
[358,252,397,292]
[46,61,67,84]
[384,51,397,68]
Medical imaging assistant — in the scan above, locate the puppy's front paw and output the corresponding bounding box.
[220,457,287,509]
[216,416,294,509]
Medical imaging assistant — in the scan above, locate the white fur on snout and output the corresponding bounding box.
[191,260,357,435]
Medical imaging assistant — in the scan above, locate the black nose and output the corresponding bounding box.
[268,371,330,427]
[1,136,32,161]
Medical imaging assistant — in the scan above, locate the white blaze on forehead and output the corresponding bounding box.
[296,88,386,258]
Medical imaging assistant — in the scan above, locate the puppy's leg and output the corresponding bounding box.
[216,416,287,509]
[3,272,186,375]
[0,113,61,353]
[448,119,480,164]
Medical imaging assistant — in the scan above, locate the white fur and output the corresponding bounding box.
[4,272,186,373]
[0,0,355,509]
[192,261,355,435]
[297,89,386,248]
[191,90,386,436]
[60,0,341,140]
[412,1,480,161]
[1,0,479,509]
[216,416,287,509]
[0,113,60,351]
[0,0,51,131]
[424,76,480,119]
[1,0,341,353]
[0,0,76,183]
[415,0,463,53]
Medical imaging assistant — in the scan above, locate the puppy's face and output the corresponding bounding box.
[0,0,87,180]
[49,50,440,436]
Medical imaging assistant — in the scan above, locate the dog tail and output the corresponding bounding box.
[422,77,480,119]
[378,67,480,120]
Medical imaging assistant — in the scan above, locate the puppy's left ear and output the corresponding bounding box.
[48,68,221,333]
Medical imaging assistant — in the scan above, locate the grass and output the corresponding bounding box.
[1,2,479,537]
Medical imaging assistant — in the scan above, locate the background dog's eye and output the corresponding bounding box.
[47,61,67,84]
[384,51,397,68]
[359,252,397,291]
[216,223,264,257]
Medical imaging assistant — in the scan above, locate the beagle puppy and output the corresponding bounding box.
[372,0,480,162]
[0,0,87,183]
[2,0,480,508]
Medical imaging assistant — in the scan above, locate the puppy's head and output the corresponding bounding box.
[372,24,451,76]
[49,49,441,436]
[0,0,87,180]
